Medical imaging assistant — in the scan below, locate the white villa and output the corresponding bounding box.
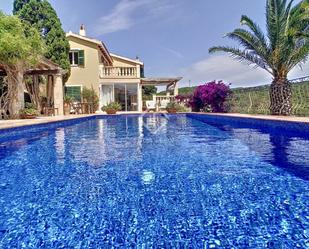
[65,25,181,113]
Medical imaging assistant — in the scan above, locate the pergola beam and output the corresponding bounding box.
[26,69,61,76]
[141,77,182,99]
[0,58,65,116]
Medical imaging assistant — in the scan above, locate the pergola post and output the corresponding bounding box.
[46,75,54,107]
[173,83,179,96]
[53,73,64,115]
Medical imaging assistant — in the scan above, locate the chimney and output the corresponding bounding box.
[79,24,86,36]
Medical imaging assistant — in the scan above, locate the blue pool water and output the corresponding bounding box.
[0,114,308,248]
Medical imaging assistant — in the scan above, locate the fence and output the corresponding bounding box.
[229,81,309,116]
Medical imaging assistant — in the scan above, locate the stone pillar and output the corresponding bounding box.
[53,74,64,115]
[138,83,143,112]
[173,82,179,96]
[136,65,141,78]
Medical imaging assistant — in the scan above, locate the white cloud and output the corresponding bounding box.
[290,63,309,80]
[94,0,174,35]
[179,55,309,88]
[180,55,271,88]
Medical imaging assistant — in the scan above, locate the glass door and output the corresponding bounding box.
[101,85,114,106]
[126,84,138,111]
[114,84,126,111]
[102,83,139,111]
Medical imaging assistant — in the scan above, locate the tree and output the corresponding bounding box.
[142,85,157,96]
[209,0,309,115]
[0,12,44,117]
[13,0,70,82]
[13,0,29,12]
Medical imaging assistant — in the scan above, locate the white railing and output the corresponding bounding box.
[100,66,138,78]
[153,95,175,104]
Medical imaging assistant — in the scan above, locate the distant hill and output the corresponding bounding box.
[159,81,309,116]
[158,87,196,95]
[230,81,309,116]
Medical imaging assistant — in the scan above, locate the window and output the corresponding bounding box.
[65,86,82,102]
[69,50,85,66]
[69,51,79,66]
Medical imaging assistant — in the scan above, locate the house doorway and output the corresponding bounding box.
[100,83,138,112]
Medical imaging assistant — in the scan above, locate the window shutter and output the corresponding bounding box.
[78,50,85,66]
[65,86,82,101]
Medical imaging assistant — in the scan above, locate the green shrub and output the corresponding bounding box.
[81,87,99,111]
[166,102,184,112]
[20,102,39,116]
[101,102,122,112]
[64,95,74,104]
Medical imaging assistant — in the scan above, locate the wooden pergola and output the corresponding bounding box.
[141,77,182,96]
[0,58,65,115]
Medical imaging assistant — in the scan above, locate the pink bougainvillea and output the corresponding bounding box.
[189,81,231,112]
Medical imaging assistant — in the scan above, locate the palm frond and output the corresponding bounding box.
[289,0,309,33]
[240,15,269,49]
[266,0,280,49]
[209,0,309,79]
[225,28,269,60]
[287,41,309,70]
[209,46,272,74]
[284,0,294,35]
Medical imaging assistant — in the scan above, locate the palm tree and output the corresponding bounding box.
[209,0,309,115]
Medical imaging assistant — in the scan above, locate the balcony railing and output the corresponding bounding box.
[100,66,138,79]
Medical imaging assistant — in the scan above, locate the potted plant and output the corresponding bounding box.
[101,102,122,114]
[166,102,183,114]
[20,103,39,119]
[64,96,74,115]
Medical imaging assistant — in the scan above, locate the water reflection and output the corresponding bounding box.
[63,117,145,168]
[191,117,309,180]
[287,139,309,165]
[55,128,65,164]
[0,131,50,160]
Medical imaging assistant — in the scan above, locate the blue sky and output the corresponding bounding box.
[1,0,308,88]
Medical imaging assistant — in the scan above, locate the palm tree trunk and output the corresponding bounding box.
[270,79,292,115]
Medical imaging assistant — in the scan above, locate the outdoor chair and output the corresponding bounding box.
[42,102,59,116]
[146,100,156,112]
[159,99,169,111]
[72,102,82,114]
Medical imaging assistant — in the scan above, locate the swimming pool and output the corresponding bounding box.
[0,114,308,248]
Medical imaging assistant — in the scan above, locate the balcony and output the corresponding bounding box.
[99,66,138,79]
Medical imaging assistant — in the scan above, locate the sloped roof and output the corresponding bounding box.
[110,53,144,66]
